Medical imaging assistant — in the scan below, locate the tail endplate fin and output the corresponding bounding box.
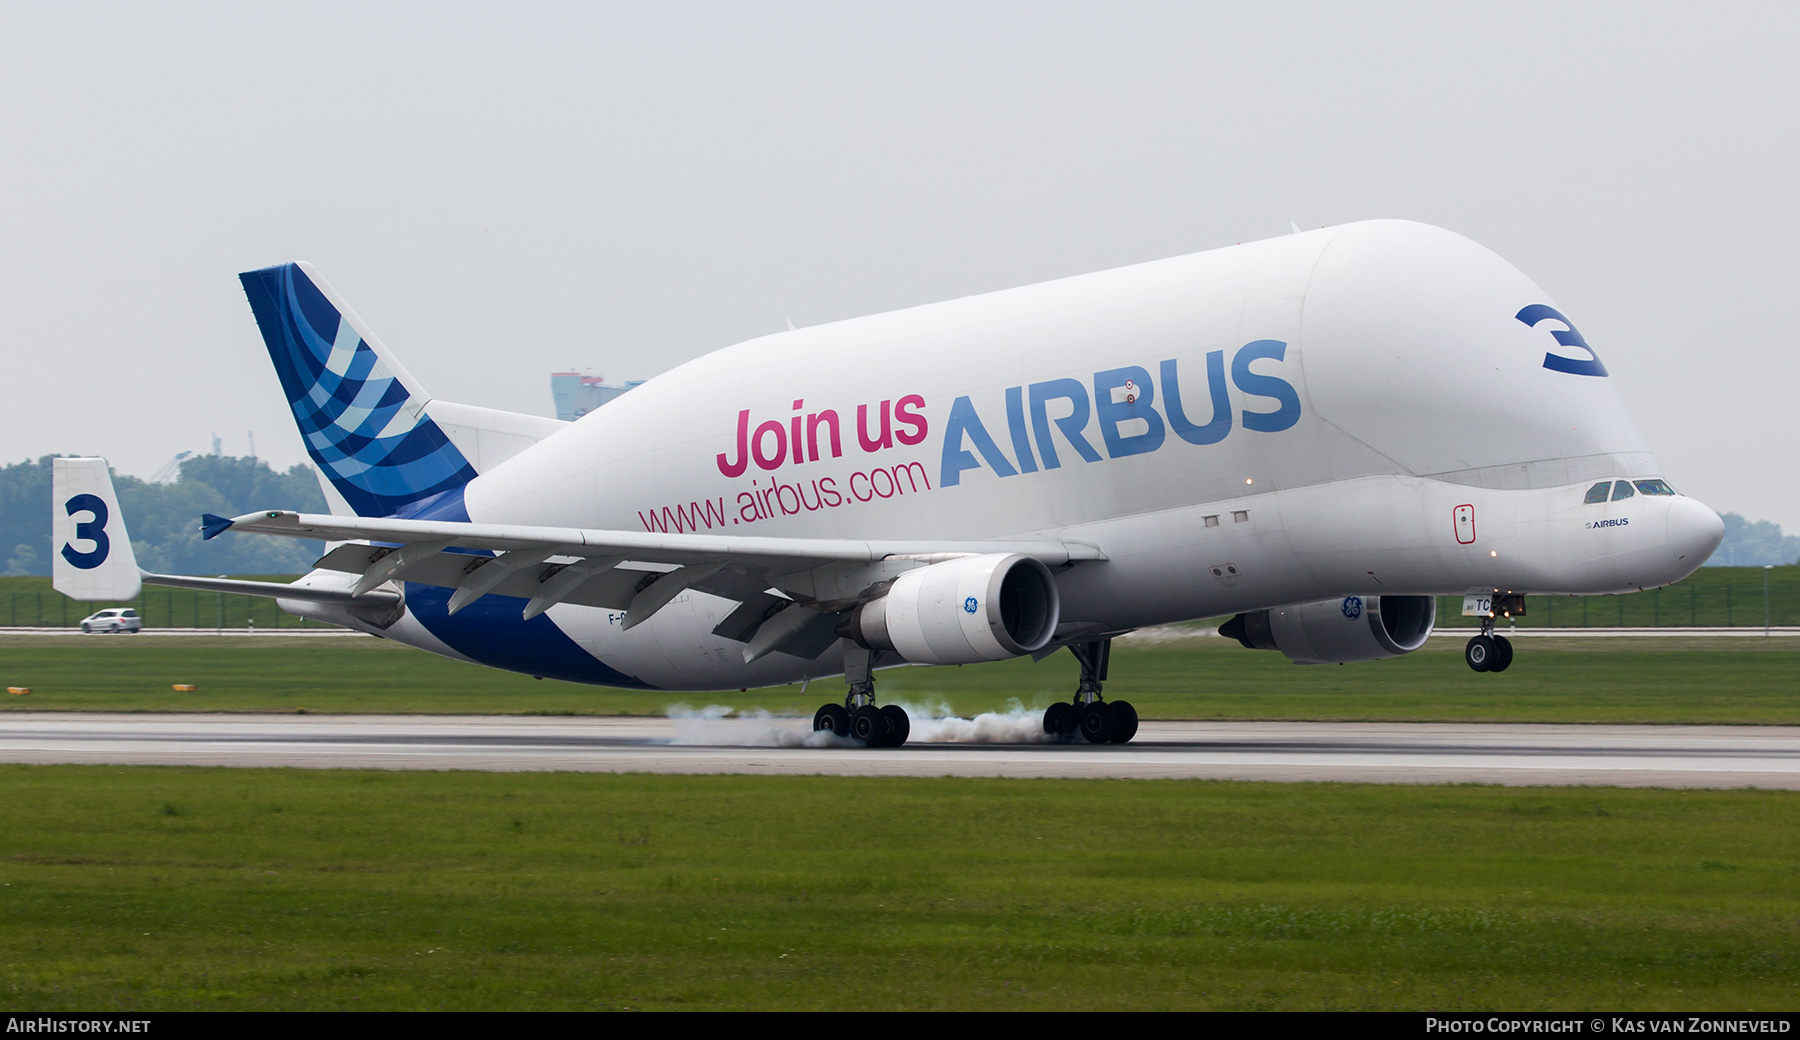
[238,262,478,518]
[52,457,143,602]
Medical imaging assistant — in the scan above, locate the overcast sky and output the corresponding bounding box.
[3,3,1796,528]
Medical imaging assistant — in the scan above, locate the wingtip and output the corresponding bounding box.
[200,514,235,540]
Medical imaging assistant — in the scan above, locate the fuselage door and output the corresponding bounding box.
[1453,504,1476,545]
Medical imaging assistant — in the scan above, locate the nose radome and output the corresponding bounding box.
[1666,496,1725,566]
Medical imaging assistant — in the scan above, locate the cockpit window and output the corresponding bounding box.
[1633,479,1676,496]
[1584,482,1612,505]
[1611,480,1636,501]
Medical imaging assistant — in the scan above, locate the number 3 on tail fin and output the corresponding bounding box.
[60,494,110,569]
[51,458,141,602]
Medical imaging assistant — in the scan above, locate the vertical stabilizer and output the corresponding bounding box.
[239,262,479,518]
[52,457,142,602]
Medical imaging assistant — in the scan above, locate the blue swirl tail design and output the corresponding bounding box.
[239,262,477,518]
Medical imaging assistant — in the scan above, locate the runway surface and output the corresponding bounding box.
[2,712,1798,787]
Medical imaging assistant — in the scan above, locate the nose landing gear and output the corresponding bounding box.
[1042,638,1138,743]
[812,641,911,747]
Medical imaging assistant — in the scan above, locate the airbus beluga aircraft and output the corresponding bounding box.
[53,220,1724,747]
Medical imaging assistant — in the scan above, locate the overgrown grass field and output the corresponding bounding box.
[2,767,1796,1010]
[2,632,1798,724]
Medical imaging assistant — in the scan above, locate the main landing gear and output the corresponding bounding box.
[1042,638,1138,744]
[1464,617,1514,673]
[812,641,911,747]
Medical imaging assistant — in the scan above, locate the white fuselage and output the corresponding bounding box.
[292,220,1722,690]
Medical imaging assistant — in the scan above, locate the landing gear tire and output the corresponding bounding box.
[813,703,850,737]
[1465,635,1495,672]
[879,704,910,748]
[1079,702,1117,744]
[851,704,888,746]
[1109,700,1139,744]
[1489,635,1513,673]
[1043,702,1076,739]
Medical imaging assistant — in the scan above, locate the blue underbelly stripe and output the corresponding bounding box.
[404,582,652,689]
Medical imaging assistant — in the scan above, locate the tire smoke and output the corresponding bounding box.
[661,699,1054,746]
[888,698,1057,744]
[663,704,854,747]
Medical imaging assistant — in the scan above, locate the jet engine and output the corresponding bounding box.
[1218,594,1435,665]
[846,552,1060,665]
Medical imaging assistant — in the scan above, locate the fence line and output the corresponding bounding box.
[1,584,307,629]
[1436,581,1796,628]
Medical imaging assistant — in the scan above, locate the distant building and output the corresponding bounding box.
[551,372,644,421]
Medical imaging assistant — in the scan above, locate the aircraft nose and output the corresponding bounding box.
[1666,496,1725,566]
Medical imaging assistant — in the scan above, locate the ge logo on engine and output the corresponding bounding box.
[963,597,978,614]
[1341,596,1363,620]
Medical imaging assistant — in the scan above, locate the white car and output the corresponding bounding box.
[79,608,142,633]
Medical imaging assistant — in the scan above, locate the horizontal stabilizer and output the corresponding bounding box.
[138,571,400,607]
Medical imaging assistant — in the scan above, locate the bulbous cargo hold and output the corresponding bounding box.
[1219,595,1436,665]
[847,553,1060,665]
[1289,221,1660,493]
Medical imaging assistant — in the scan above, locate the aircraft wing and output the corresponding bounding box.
[204,509,1106,651]
[207,509,1103,567]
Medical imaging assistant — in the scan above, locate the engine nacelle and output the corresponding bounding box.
[1219,594,1435,665]
[847,553,1060,665]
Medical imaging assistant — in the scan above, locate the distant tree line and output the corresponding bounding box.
[1706,513,1800,567]
[0,455,326,576]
